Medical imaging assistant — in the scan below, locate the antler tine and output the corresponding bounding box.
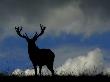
[19,26,23,32]
[15,26,20,31]
[40,24,46,30]
[40,24,43,29]
[15,26,29,40]
[40,24,43,27]
[35,32,38,36]
[15,26,19,31]
[24,33,28,38]
[32,24,46,41]
[15,26,17,29]
[32,32,38,39]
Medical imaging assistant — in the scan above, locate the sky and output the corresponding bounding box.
[0,0,110,74]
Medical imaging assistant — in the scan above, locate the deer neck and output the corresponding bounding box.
[28,43,39,53]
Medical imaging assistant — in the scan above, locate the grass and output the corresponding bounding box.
[0,74,110,81]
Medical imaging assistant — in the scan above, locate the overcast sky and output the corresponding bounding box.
[0,0,110,73]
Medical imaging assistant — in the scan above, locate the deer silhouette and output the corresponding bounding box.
[15,24,55,76]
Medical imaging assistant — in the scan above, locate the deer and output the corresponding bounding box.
[15,24,55,76]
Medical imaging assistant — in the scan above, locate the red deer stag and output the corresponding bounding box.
[15,24,55,76]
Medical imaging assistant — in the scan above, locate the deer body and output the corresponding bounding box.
[15,24,55,76]
[28,43,55,66]
[29,49,55,66]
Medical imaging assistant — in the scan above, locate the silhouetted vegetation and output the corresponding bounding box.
[0,75,110,81]
[0,73,6,76]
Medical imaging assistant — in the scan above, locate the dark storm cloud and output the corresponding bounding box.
[0,0,73,25]
[0,0,109,25]
[79,0,110,21]
[0,0,110,38]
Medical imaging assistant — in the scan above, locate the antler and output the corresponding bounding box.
[33,24,46,41]
[15,26,29,40]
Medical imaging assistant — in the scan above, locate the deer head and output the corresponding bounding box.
[15,24,46,46]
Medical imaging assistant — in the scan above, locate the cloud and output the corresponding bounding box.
[53,45,94,66]
[44,0,110,37]
[11,69,24,76]
[11,48,110,76]
[12,66,52,76]
[56,48,104,75]
[0,0,110,39]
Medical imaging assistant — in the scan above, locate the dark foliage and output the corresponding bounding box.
[0,75,110,81]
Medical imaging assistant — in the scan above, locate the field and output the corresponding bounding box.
[0,75,110,81]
